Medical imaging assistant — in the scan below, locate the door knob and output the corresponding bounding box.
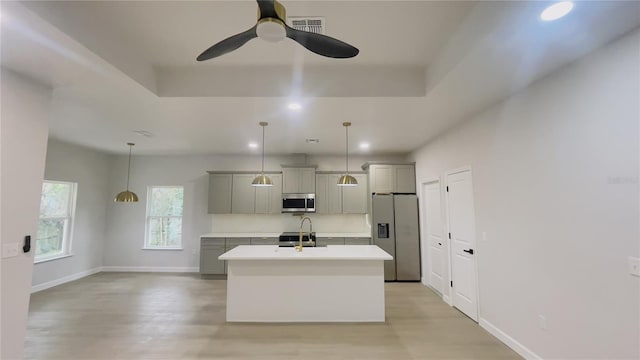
[463,248,474,255]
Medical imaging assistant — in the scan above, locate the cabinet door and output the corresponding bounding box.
[394,165,416,193]
[328,174,343,214]
[370,165,393,194]
[301,168,316,193]
[344,237,371,245]
[200,237,226,274]
[251,237,278,245]
[282,168,301,193]
[268,174,282,214]
[315,174,329,214]
[316,237,345,247]
[208,174,233,214]
[342,174,367,213]
[231,174,256,213]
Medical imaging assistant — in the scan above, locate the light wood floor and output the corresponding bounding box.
[26,273,520,359]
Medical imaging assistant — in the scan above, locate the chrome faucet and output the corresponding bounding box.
[295,216,313,252]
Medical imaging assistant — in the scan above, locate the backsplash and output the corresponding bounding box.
[210,213,371,234]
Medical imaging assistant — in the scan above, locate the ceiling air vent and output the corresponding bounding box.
[287,17,325,35]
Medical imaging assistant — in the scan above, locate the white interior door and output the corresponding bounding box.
[422,181,445,295]
[446,169,479,321]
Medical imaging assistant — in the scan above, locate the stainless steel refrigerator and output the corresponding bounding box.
[372,194,421,281]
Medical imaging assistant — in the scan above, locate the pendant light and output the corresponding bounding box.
[114,143,139,202]
[338,122,358,186]
[252,122,273,187]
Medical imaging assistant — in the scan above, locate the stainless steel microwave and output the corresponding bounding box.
[281,194,315,213]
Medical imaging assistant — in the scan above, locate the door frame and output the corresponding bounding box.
[444,166,481,319]
[418,177,447,296]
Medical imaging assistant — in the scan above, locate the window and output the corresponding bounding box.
[36,181,77,261]
[145,186,184,249]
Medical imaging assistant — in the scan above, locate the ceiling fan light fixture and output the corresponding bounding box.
[257,18,286,42]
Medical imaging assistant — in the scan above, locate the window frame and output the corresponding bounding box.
[144,185,184,250]
[35,180,77,263]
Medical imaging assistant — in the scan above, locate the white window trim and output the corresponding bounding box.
[36,181,77,262]
[144,185,184,249]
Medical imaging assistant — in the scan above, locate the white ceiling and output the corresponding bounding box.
[1,1,639,155]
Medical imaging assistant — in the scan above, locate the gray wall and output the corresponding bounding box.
[32,139,110,287]
[409,30,639,358]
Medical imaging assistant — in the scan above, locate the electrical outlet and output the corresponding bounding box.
[482,232,487,241]
[2,243,20,258]
[191,249,197,255]
[538,315,547,331]
[629,257,640,277]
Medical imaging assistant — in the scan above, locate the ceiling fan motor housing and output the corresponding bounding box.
[256,0,287,42]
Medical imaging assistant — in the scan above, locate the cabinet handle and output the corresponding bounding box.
[463,248,474,255]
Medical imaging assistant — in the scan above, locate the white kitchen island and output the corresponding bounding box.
[218,245,393,322]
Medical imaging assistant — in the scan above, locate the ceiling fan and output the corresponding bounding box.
[196,0,359,61]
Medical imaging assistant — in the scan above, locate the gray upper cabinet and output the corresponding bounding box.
[255,174,282,214]
[394,165,416,193]
[342,174,368,213]
[315,173,343,214]
[370,165,393,193]
[282,167,316,193]
[316,173,367,214]
[231,174,256,213]
[367,164,416,194]
[208,174,233,214]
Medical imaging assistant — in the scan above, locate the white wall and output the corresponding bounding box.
[0,69,51,359]
[409,30,640,358]
[32,139,110,289]
[104,153,403,269]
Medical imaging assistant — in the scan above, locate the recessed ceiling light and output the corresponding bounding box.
[248,142,259,149]
[359,142,370,150]
[288,103,302,111]
[305,138,320,144]
[540,1,574,21]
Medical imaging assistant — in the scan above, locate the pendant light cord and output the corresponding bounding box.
[345,125,349,175]
[126,144,132,191]
[261,125,265,174]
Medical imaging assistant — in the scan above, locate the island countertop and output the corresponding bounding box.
[200,232,371,238]
[219,245,392,261]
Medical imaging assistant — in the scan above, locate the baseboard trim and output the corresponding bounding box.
[101,266,199,273]
[443,294,452,306]
[479,318,541,360]
[31,267,102,293]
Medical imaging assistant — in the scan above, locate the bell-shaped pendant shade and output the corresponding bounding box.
[338,122,358,187]
[114,143,139,203]
[115,190,139,202]
[252,122,273,187]
[337,174,358,186]
[251,174,273,186]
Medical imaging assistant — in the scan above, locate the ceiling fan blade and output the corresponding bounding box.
[197,26,258,61]
[285,26,359,59]
[256,0,278,19]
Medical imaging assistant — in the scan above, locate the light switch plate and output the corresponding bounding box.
[629,257,640,277]
[2,243,20,258]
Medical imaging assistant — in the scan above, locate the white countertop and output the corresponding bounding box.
[219,245,392,261]
[201,232,371,238]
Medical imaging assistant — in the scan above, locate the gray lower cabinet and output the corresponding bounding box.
[316,237,345,247]
[344,237,371,245]
[224,238,251,273]
[250,237,278,245]
[200,238,226,274]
